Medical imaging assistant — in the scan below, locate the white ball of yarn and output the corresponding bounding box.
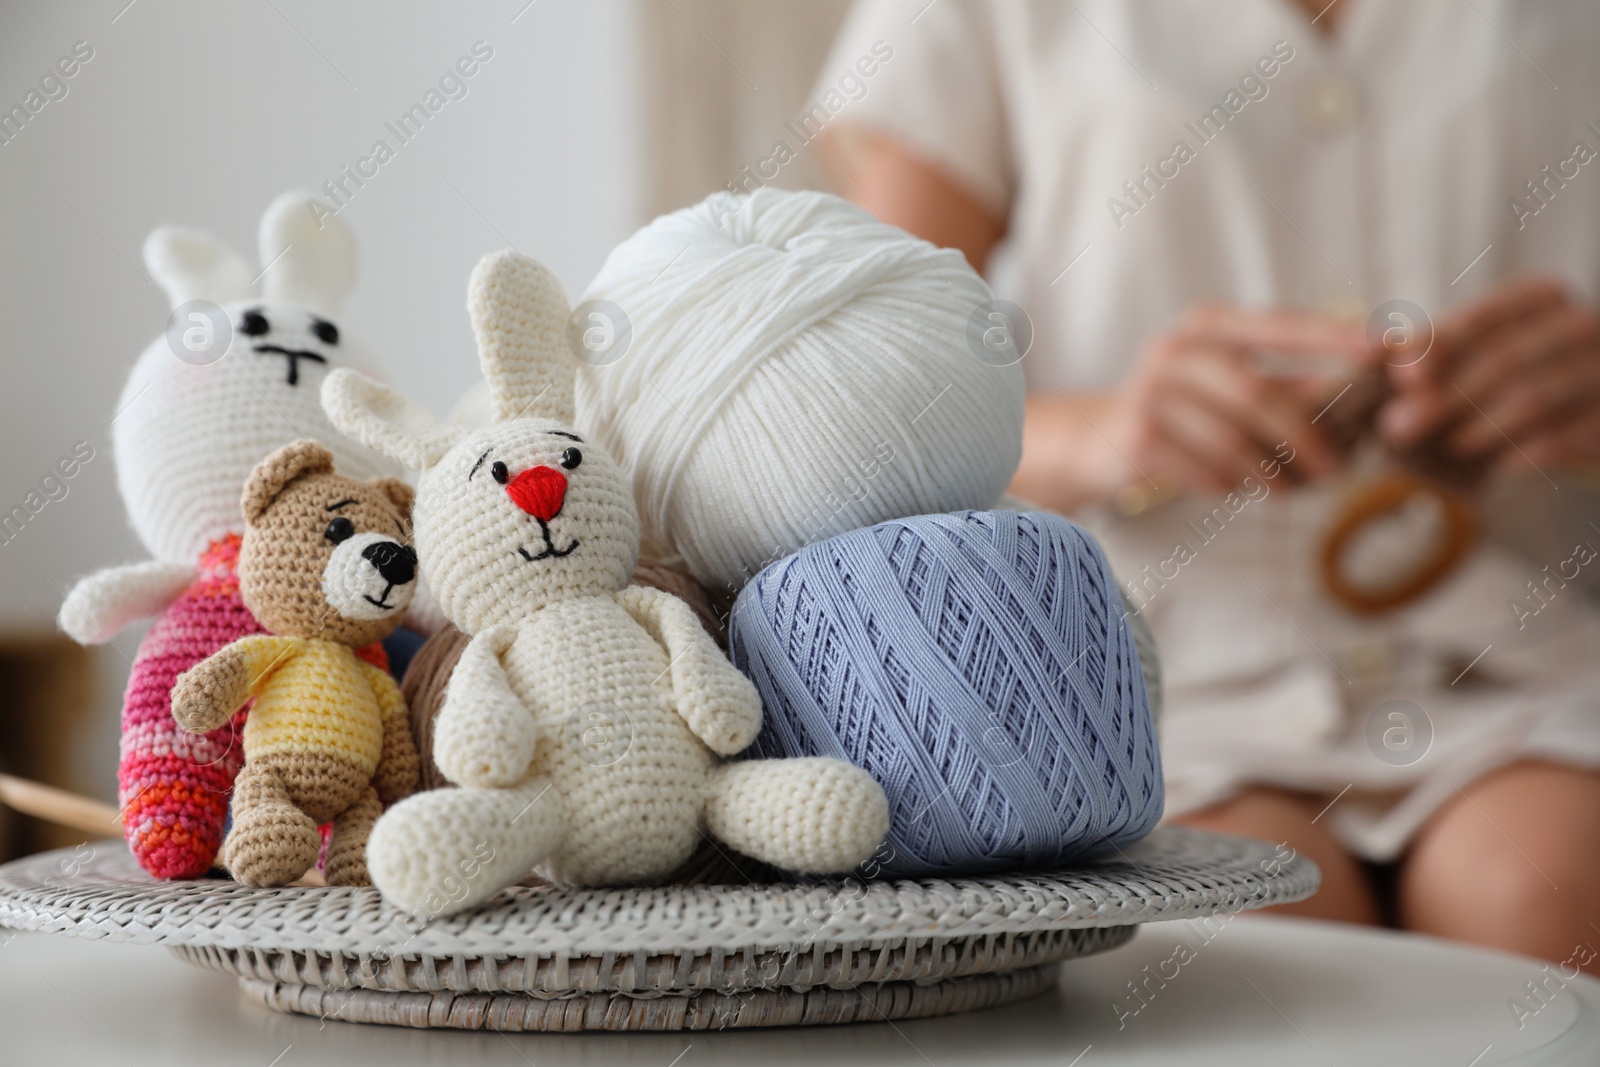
[575,189,1025,594]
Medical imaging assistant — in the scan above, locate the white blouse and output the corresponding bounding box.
[820,0,1600,858]
[824,0,1600,378]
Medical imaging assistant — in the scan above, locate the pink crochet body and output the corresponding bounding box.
[118,535,263,879]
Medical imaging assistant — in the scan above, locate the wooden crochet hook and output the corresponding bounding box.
[0,773,122,836]
[0,773,325,887]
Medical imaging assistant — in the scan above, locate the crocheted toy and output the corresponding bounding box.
[170,440,421,887]
[402,552,727,794]
[56,193,399,879]
[322,250,889,915]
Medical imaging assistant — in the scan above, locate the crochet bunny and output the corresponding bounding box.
[323,250,888,915]
[172,440,420,887]
[56,193,400,879]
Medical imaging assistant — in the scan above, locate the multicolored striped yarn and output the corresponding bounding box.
[118,535,261,878]
[118,535,389,879]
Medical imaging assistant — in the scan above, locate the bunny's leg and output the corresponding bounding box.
[703,758,890,874]
[224,760,322,887]
[324,784,383,887]
[367,775,565,917]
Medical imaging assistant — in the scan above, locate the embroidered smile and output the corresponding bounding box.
[518,518,579,562]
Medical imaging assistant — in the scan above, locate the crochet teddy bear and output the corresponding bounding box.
[170,440,421,887]
[322,250,889,915]
[56,193,401,879]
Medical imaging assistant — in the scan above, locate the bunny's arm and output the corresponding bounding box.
[432,624,539,789]
[356,659,420,804]
[171,635,301,734]
[57,561,199,644]
[614,585,763,756]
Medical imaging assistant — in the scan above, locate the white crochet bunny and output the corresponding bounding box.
[55,192,404,879]
[323,250,888,915]
[59,191,399,642]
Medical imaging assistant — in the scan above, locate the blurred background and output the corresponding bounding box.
[0,0,850,859]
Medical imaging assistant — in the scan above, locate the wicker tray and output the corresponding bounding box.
[0,827,1317,1031]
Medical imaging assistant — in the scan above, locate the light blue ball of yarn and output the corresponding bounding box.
[729,510,1164,878]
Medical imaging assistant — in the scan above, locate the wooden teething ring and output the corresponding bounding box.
[1320,473,1478,616]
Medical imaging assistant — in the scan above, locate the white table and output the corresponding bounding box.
[2,914,1597,1065]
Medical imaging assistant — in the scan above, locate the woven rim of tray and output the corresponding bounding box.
[233,963,1068,1031]
[0,827,1317,957]
[172,924,1137,997]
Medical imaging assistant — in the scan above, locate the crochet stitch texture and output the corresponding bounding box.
[118,535,260,878]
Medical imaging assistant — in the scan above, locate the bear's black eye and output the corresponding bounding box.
[491,461,509,485]
[324,517,355,544]
[311,319,339,345]
[240,310,269,336]
[560,447,582,470]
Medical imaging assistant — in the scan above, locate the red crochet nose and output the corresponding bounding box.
[505,466,567,522]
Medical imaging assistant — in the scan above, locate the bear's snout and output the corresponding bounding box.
[321,531,417,621]
[506,466,567,522]
[362,541,417,586]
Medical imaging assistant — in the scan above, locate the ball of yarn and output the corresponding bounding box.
[576,188,1026,595]
[729,510,1163,878]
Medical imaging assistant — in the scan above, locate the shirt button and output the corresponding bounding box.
[1302,76,1362,136]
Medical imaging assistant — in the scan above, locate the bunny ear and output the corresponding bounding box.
[321,368,465,471]
[258,191,356,318]
[143,226,254,310]
[468,250,574,424]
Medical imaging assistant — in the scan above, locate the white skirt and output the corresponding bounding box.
[1087,476,1600,863]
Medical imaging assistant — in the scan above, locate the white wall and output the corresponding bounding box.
[0,0,644,793]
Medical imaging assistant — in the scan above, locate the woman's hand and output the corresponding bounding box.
[1380,276,1600,472]
[1014,305,1363,512]
[1105,305,1360,492]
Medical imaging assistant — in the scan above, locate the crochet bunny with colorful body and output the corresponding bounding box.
[171,440,420,887]
[323,250,888,915]
[56,193,400,879]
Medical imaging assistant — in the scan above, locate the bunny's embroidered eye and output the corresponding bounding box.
[325,516,355,544]
[311,319,340,345]
[560,447,582,470]
[240,310,269,336]
[491,461,510,485]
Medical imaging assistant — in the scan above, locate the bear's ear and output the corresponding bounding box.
[322,369,466,471]
[371,476,415,520]
[143,226,255,311]
[258,191,356,320]
[468,250,574,424]
[242,439,335,524]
